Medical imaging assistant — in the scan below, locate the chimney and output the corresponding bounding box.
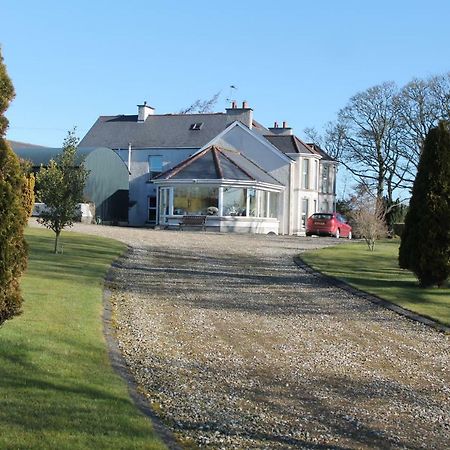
[137,101,155,122]
[268,120,293,135]
[226,100,253,129]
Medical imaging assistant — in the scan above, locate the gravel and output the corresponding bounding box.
[35,221,450,449]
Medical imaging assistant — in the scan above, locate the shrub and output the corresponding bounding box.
[399,121,450,287]
[0,49,30,325]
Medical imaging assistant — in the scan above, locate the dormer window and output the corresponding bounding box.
[190,122,203,130]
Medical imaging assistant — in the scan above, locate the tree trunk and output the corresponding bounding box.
[54,231,60,254]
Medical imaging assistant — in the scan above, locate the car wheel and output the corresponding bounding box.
[348,231,352,240]
[335,229,340,239]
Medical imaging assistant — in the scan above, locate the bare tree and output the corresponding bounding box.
[397,72,450,187]
[349,185,387,251]
[179,91,221,114]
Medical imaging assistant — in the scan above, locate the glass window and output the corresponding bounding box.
[148,195,157,222]
[302,159,309,189]
[173,186,218,215]
[322,165,330,193]
[269,192,278,218]
[301,198,309,228]
[148,155,163,180]
[223,187,247,216]
[248,188,256,217]
[258,190,269,217]
[159,188,170,219]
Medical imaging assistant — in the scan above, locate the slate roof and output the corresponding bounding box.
[79,111,274,149]
[154,145,282,186]
[307,143,335,161]
[264,135,318,155]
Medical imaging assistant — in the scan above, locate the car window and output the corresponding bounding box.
[312,214,333,220]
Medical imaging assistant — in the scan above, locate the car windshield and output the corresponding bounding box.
[312,214,333,220]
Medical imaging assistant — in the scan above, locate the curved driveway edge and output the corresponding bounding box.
[103,249,182,450]
[294,256,450,334]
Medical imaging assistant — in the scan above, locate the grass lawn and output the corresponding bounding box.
[0,228,166,450]
[301,239,450,327]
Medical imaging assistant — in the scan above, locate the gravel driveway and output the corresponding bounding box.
[46,222,450,449]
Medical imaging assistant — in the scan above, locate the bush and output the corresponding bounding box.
[399,121,450,287]
[0,49,30,325]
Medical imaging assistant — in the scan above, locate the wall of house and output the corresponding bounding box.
[115,147,194,225]
[210,124,292,234]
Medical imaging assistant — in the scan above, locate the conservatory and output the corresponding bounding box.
[153,146,284,234]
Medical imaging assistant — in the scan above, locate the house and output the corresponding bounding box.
[79,101,337,234]
[11,143,129,223]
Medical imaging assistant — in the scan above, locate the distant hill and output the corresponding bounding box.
[8,140,47,150]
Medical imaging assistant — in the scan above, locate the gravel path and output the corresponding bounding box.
[37,222,450,449]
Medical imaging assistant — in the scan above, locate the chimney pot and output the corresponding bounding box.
[242,100,248,109]
[283,121,288,128]
[231,100,237,109]
[274,121,278,128]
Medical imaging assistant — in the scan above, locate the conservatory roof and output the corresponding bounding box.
[153,145,282,186]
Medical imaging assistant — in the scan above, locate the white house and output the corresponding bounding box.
[79,101,337,234]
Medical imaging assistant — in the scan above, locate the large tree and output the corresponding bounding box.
[398,73,450,188]
[399,121,450,287]
[0,48,30,325]
[36,130,88,253]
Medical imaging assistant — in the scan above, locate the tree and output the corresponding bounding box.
[36,130,89,253]
[179,91,221,114]
[0,48,30,325]
[346,184,387,251]
[397,73,450,189]
[399,121,450,287]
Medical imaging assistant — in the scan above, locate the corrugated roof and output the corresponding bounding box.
[154,145,282,186]
[79,113,230,149]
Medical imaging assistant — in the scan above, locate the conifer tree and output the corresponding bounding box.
[399,121,450,287]
[0,48,29,325]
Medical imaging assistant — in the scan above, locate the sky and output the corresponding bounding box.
[2,0,450,196]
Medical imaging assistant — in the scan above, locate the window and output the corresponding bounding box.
[223,187,247,216]
[301,198,309,228]
[148,195,157,222]
[248,188,257,217]
[321,165,329,193]
[302,159,309,189]
[190,122,203,130]
[269,192,278,218]
[148,155,163,180]
[173,186,218,215]
[257,191,269,217]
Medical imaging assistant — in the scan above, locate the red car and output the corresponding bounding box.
[306,212,352,239]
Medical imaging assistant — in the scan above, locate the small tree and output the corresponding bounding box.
[0,48,30,325]
[399,121,450,287]
[349,185,387,251]
[36,130,88,253]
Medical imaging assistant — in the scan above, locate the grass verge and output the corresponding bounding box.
[301,239,450,327]
[0,228,166,450]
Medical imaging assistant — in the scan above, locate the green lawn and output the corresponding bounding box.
[0,228,166,450]
[301,239,450,327]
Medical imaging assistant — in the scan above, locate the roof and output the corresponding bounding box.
[79,113,231,149]
[264,135,318,155]
[307,143,335,161]
[154,145,282,186]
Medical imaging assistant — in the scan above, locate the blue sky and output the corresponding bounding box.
[3,0,450,158]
